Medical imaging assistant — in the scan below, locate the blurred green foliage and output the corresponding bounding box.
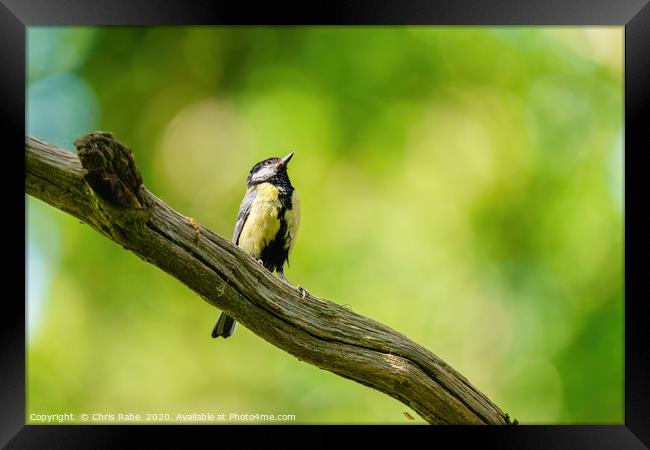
[26,26,623,424]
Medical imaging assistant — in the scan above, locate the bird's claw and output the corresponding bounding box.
[277,272,307,300]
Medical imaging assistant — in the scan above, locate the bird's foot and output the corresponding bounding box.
[255,257,264,266]
[278,273,308,300]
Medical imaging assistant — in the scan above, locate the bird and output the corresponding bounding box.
[211,151,303,340]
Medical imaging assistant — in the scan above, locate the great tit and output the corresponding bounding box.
[211,152,302,339]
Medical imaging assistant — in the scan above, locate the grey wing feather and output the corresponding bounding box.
[232,190,256,245]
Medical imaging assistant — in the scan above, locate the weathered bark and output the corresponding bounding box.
[25,132,515,425]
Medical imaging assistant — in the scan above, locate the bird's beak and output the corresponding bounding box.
[279,151,295,168]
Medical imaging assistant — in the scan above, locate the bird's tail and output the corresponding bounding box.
[211,313,237,339]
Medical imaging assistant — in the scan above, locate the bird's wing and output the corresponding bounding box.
[233,189,257,245]
[284,190,301,256]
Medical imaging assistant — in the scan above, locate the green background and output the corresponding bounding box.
[26,26,623,424]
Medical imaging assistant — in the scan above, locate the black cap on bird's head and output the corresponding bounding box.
[247,151,295,187]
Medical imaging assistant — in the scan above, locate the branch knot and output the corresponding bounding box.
[75,132,145,209]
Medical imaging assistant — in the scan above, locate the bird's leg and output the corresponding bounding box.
[277,269,291,286]
[277,269,308,300]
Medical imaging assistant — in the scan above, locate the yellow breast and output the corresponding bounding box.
[238,183,282,258]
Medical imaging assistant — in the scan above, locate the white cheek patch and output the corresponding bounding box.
[251,165,275,182]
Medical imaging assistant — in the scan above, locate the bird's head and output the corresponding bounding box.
[246,151,294,186]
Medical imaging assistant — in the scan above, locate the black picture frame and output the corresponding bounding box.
[4,0,649,447]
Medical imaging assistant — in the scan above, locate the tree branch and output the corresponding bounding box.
[25,132,514,425]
